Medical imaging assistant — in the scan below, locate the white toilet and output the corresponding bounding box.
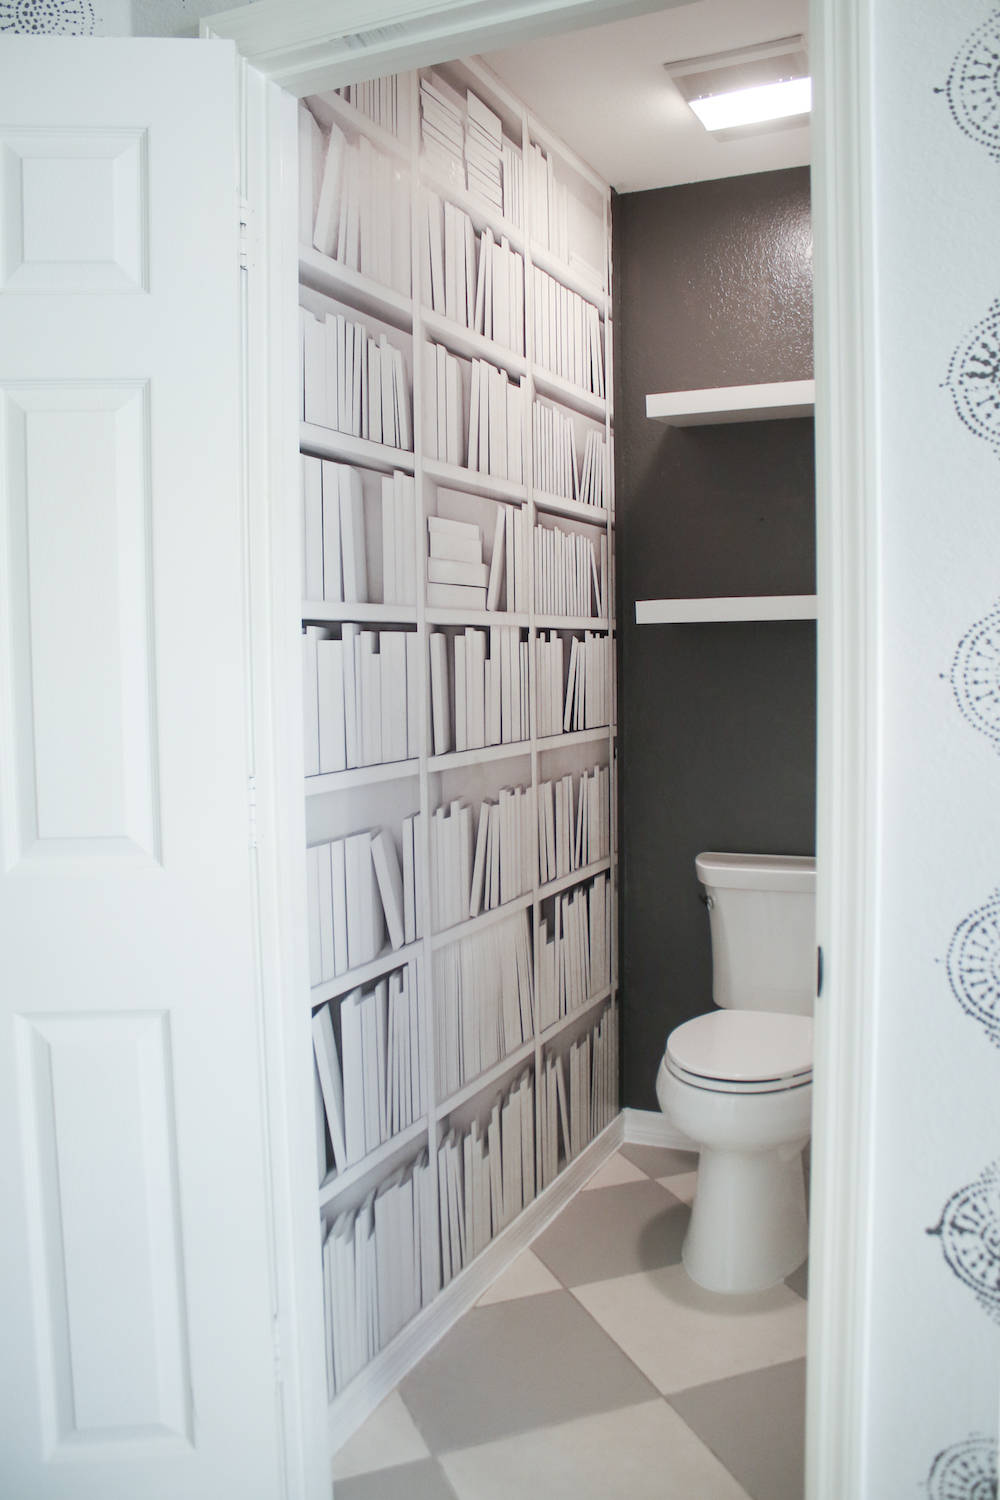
[656,851,815,1295]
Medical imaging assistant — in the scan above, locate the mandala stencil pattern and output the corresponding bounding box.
[951,603,1000,752]
[946,893,1000,1048]
[944,303,1000,457]
[0,0,95,31]
[928,1161,1000,1323]
[926,1435,998,1500]
[939,11,1000,160]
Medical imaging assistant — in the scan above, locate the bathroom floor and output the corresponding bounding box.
[330,1143,809,1499]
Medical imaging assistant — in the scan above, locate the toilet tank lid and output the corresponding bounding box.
[695,852,815,892]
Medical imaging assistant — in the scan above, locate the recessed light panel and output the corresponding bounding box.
[665,36,811,140]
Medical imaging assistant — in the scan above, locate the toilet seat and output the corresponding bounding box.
[665,1010,813,1095]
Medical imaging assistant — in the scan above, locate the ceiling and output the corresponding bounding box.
[483,0,810,194]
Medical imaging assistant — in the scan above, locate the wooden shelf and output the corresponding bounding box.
[538,856,612,903]
[302,601,417,624]
[318,1120,428,1210]
[535,613,611,632]
[298,246,413,332]
[532,489,610,527]
[428,740,531,773]
[424,608,528,629]
[528,239,608,307]
[533,367,607,422]
[422,457,527,504]
[305,760,420,797]
[635,595,818,624]
[421,308,527,379]
[645,380,815,427]
[309,940,421,1008]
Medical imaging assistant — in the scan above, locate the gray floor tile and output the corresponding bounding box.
[399,1288,657,1453]
[333,1456,458,1500]
[668,1358,807,1500]
[531,1178,688,1288]
[784,1258,809,1300]
[620,1142,699,1178]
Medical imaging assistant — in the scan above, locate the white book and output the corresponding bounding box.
[299,105,324,244]
[426,190,445,310]
[371,827,406,951]
[302,455,324,601]
[319,461,343,603]
[301,307,327,425]
[317,636,347,774]
[405,630,422,759]
[302,626,321,777]
[345,830,385,968]
[380,630,408,763]
[427,557,489,588]
[486,505,506,612]
[428,513,481,541]
[331,838,348,976]
[313,118,347,257]
[466,628,486,750]
[306,844,323,987]
[426,581,488,610]
[428,632,452,754]
[359,631,382,767]
[312,1002,348,1172]
[467,357,481,471]
[453,634,467,754]
[402,816,416,946]
[340,987,366,1165]
[339,465,368,603]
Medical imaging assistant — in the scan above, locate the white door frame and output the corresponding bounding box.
[211,1,881,1494]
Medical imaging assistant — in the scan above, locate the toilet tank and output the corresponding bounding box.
[696,852,816,1016]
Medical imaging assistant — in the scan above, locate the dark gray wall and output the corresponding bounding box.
[613,168,816,1109]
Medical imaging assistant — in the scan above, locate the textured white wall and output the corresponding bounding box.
[866,1,1000,1492]
[0,0,253,37]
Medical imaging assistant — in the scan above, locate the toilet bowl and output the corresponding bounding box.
[657,853,815,1294]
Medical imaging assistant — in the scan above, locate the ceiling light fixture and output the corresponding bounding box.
[688,75,812,133]
[664,36,811,140]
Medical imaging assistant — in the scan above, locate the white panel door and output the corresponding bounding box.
[0,38,283,1500]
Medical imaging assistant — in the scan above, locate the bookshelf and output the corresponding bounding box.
[297,57,618,1438]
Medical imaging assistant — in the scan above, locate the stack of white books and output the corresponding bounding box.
[312,121,410,296]
[526,140,569,261]
[301,457,416,607]
[306,821,422,985]
[302,624,422,774]
[535,630,611,737]
[464,89,503,213]
[437,1068,535,1285]
[422,192,525,355]
[531,404,609,508]
[537,764,611,884]
[538,1004,617,1188]
[335,75,400,136]
[312,962,424,1178]
[429,624,529,754]
[533,519,607,618]
[321,1148,437,1396]
[537,870,611,1028]
[300,305,412,450]
[431,784,534,930]
[530,267,605,399]
[419,71,465,186]
[426,514,488,610]
[433,910,534,1097]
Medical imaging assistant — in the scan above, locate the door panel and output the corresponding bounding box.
[0,38,282,1499]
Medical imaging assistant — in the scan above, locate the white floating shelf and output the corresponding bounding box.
[645,380,815,427]
[636,595,817,624]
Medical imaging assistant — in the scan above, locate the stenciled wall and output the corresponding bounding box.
[612,167,815,1109]
[862,1,1000,1492]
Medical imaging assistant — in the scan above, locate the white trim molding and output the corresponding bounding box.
[806,0,880,1495]
[205,0,675,95]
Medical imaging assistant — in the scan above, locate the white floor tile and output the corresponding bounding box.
[573,1263,808,1395]
[331,1392,430,1481]
[582,1151,648,1191]
[476,1248,562,1305]
[440,1399,752,1500]
[658,1170,698,1204]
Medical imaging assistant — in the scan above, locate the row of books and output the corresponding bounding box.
[335,76,400,137]
[433,911,534,1098]
[538,872,612,1030]
[533,519,608,619]
[302,458,417,607]
[302,625,421,775]
[429,626,529,754]
[531,266,606,399]
[536,630,612,737]
[311,122,410,296]
[307,821,421,986]
[537,764,611,885]
[300,305,412,451]
[538,1005,618,1189]
[426,506,525,614]
[422,341,526,484]
[322,1150,436,1395]
[419,71,518,224]
[532,403,609,509]
[439,1069,536,1286]
[423,193,525,355]
[525,140,571,263]
[431,785,534,931]
[312,964,424,1177]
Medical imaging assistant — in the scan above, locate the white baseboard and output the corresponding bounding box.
[328,1113,625,1454]
[622,1106,697,1153]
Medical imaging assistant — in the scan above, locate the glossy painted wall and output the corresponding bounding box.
[612,167,815,1109]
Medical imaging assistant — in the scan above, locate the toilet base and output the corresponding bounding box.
[682,1142,808,1294]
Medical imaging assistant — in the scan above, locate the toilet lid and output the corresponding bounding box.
[667,1010,813,1087]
